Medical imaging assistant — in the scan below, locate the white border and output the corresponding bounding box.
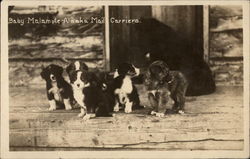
[1,1,249,158]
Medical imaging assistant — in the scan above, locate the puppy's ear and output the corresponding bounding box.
[81,62,88,71]
[65,64,72,75]
[40,67,47,79]
[55,65,64,75]
[159,62,170,75]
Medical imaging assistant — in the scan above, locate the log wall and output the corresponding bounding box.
[209,5,243,85]
[8,6,105,87]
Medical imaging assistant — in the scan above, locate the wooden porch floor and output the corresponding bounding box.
[9,85,244,151]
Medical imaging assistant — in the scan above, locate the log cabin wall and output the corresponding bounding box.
[8,6,105,87]
[209,6,243,85]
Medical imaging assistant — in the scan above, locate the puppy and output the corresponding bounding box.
[111,62,141,113]
[83,71,114,119]
[68,69,113,120]
[41,64,73,111]
[66,61,89,115]
[144,60,188,117]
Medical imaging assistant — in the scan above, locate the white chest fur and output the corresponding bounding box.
[72,87,85,107]
[120,76,133,94]
[49,82,63,102]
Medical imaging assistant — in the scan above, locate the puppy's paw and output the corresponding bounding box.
[125,107,132,113]
[64,99,72,110]
[82,114,91,121]
[125,102,132,113]
[82,113,95,121]
[113,104,119,112]
[114,88,121,94]
[65,105,72,110]
[150,111,157,115]
[48,100,56,111]
[178,110,185,114]
[48,107,56,111]
[155,113,165,117]
[78,112,85,118]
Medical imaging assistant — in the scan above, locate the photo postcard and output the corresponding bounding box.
[1,0,249,158]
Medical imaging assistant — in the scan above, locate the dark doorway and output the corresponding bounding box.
[109,6,203,70]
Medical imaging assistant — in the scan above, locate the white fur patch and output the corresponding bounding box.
[72,71,90,110]
[113,100,119,112]
[151,111,164,117]
[124,101,132,113]
[73,87,85,107]
[64,98,72,110]
[75,61,80,71]
[49,82,63,102]
[113,69,119,78]
[78,107,86,117]
[149,90,157,97]
[120,76,133,94]
[50,74,56,82]
[72,72,85,107]
[82,113,96,121]
[48,100,56,111]
[156,113,165,117]
[132,65,140,76]
[178,110,185,114]
[151,111,157,115]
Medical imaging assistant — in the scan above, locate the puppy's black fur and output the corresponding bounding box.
[82,71,114,117]
[144,60,188,114]
[41,64,74,110]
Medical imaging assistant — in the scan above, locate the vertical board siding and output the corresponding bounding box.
[152,6,197,41]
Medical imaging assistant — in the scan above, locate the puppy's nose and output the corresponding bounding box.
[77,84,80,87]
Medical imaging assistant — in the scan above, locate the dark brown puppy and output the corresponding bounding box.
[144,60,188,116]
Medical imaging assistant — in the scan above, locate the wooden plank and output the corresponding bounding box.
[9,98,243,114]
[10,139,244,151]
[10,128,243,149]
[9,85,243,107]
[10,111,243,130]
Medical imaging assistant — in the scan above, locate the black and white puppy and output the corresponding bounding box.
[111,62,141,113]
[66,61,89,117]
[41,64,73,111]
[144,60,188,117]
[68,69,113,120]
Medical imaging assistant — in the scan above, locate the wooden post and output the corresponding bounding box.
[203,5,210,63]
[104,6,110,71]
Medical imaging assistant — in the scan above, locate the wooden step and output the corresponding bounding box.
[9,86,244,150]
